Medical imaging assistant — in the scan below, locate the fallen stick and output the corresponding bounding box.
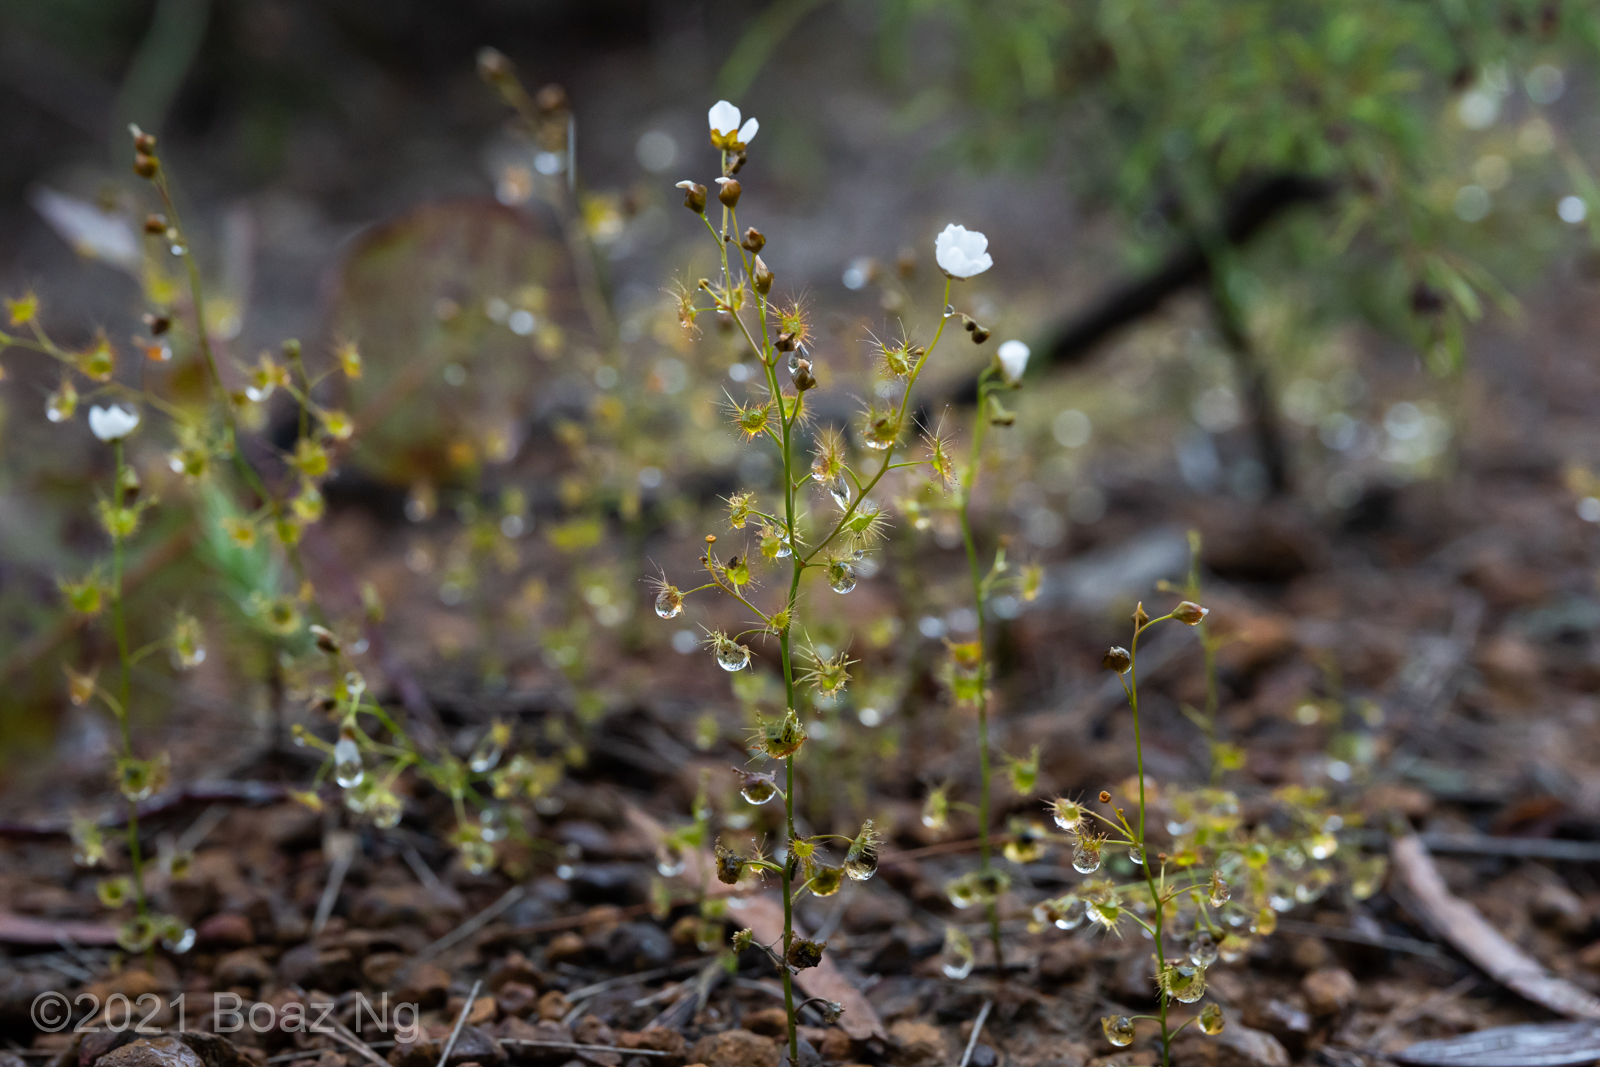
[436,978,482,1067]
[415,884,526,961]
[958,1000,993,1067]
[1391,835,1600,1019]
[498,1042,674,1059]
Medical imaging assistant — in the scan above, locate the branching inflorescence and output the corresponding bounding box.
[652,99,1003,1062]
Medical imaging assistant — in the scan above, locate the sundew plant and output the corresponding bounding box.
[651,98,1017,1063]
[1,124,549,952]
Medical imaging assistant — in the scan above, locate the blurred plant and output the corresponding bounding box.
[932,332,1045,972]
[1159,531,1241,783]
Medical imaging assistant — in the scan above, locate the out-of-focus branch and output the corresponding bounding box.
[951,173,1335,403]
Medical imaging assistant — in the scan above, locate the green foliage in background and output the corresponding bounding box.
[869,0,1600,372]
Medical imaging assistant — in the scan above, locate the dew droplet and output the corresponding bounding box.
[826,478,850,510]
[1055,895,1086,930]
[716,641,751,672]
[655,588,683,619]
[828,560,857,594]
[941,926,975,979]
[1189,932,1218,967]
[1102,1016,1135,1048]
[1129,845,1144,866]
[1169,963,1207,1004]
[469,733,504,773]
[1072,840,1102,874]
[334,736,364,788]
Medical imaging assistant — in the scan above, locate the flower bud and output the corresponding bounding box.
[793,358,818,392]
[477,47,514,84]
[133,154,158,179]
[535,83,568,114]
[742,227,766,253]
[1173,601,1209,625]
[675,181,707,214]
[753,255,774,295]
[971,325,991,344]
[1133,602,1150,628]
[1102,646,1131,673]
[310,624,341,654]
[129,125,157,154]
[775,330,797,352]
[143,214,167,235]
[715,176,742,208]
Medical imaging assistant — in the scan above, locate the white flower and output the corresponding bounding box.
[935,224,992,279]
[708,100,759,149]
[998,339,1030,382]
[88,404,139,442]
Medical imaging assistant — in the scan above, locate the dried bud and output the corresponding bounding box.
[477,47,514,84]
[774,330,797,352]
[675,181,707,214]
[143,214,167,235]
[964,317,978,333]
[742,227,766,253]
[1099,790,1113,803]
[133,154,158,179]
[715,176,742,208]
[129,125,156,154]
[753,255,774,295]
[785,937,825,970]
[728,150,748,175]
[309,624,341,654]
[792,358,817,392]
[971,325,991,344]
[142,313,171,336]
[1102,646,1131,673]
[1173,601,1209,625]
[1132,602,1150,628]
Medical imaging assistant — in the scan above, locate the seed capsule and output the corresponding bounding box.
[1103,646,1132,673]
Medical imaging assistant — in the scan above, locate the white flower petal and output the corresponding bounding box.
[998,339,1030,382]
[708,100,742,136]
[738,117,759,145]
[934,223,993,279]
[88,404,139,442]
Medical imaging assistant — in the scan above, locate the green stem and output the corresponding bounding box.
[1128,623,1170,1067]
[780,752,799,1067]
[958,380,1002,973]
[110,441,148,916]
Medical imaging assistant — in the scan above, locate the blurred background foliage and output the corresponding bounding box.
[2,0,1599,824]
